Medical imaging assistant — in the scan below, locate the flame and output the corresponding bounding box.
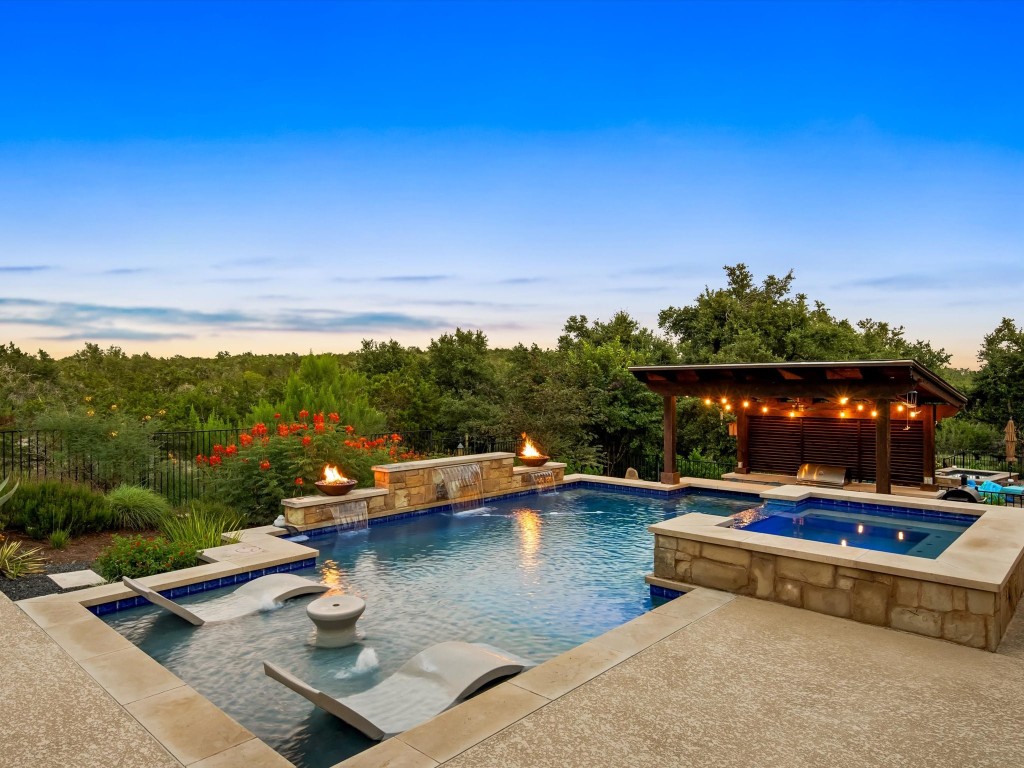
[520,432,543,458]
[322,464,349,483]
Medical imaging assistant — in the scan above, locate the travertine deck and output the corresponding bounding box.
[342,591,1024,768]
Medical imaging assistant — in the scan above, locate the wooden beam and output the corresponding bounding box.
[661,395,680,484]
[736,407,750,474]
[876,398,891,494]
[922,404,936,487]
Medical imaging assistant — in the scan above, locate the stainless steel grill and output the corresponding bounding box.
[796,463,848,488]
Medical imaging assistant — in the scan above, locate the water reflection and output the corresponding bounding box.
[514,507,542,570]
[320,558,350,596]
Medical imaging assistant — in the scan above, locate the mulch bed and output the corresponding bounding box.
[0,529,158,602]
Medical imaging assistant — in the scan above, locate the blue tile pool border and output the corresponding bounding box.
[87,557,318,616]
[650,584,687,600]
[766,497,979,525]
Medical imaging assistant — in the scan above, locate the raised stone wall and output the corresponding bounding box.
[654,534,1013,651]
[282,454,565,526]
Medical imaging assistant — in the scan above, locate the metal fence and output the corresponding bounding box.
[594,450,735,482]
[938,452,1022,473]
[0,428,525,505]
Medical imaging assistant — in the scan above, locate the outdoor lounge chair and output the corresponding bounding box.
[122,573,328,626]
[263,641,534,740]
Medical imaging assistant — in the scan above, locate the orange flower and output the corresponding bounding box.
[345,425,355,434]
[298,409,309,419]
[295,477,304,485]
[301,435,312,446]
[240,434,253,446]
[225,444,238,455]
[277,423,289,437]
[328,412,340,422]
[259,459,271,471]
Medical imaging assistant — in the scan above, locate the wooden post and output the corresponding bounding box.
[661,395,680,484]
[875,399,891,495]
[736,407,750,474]
[922,404,936,487]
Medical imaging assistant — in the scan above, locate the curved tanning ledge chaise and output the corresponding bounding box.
[263,641,535,740]
[122,573,328,626]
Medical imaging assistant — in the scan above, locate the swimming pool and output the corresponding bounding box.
[103,486,757,767]
[732,499,975,557]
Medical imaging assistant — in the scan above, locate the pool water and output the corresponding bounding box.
[736,501,974,558]
[103,487,756,767]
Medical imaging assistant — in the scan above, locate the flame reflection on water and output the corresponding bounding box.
[514,508,542,570]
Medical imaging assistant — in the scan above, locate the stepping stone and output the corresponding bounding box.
[48,570,105,589]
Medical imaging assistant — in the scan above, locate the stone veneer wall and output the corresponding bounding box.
[654,534,1021,652]
[284,455,565,526]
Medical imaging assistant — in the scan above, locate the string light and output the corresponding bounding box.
[897,404,905,413]
[871,410,878,417]
[742,400,750,408]
[839,397,849,405]
[720,397,728,405]
[761,406,769,414]
[724,403,733,412]
[840,410,847,418]
[789,410,797,418]
[857,404,864,412]
[704,398,712,406]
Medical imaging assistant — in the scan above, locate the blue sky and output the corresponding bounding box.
[0,1,1021,366]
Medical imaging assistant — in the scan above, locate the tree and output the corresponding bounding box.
[658,264,951,368]
[971,318,1024,427]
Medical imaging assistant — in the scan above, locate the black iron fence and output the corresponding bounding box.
[594,450,735,483]
[0,428,525,505]
[938,452,1022,474]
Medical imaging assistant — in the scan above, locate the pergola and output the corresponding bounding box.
[628,360,967,494]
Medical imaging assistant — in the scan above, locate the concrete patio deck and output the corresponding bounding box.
[343,590,1024,768]
[8,578,1024,767]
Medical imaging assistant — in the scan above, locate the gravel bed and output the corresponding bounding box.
[0,561,103,602]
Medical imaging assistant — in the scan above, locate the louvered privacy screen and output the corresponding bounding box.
[747,416,924,485]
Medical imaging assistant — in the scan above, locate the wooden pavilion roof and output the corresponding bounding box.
[628,360,967,408]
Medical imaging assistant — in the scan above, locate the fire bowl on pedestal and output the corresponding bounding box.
[315,479,358,496]
[518,455,550,468]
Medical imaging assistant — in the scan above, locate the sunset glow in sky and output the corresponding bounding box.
[1,1,1021,366]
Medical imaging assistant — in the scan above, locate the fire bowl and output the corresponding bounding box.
[315,479,358,496]
[518,455,550,468]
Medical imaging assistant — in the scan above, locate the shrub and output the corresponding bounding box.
[94,535,198,581]
[160,500,245,552]
[196,412,419,526]
[0,538,46,578]
[2,481,112,539]
[106,484,172,530]
[48,529,71,550]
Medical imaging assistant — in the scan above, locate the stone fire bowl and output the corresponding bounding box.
[518,455,550,468]
[315,479,358,496]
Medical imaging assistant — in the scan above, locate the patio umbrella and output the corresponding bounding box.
[1006,418,1018,463]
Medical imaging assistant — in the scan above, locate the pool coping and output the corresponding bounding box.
[649,484,1024,593]
[11,475,765,767]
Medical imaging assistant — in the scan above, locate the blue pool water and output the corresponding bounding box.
[734,500,975,558]
[103,487,756,767]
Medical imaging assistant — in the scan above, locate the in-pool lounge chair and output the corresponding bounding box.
[122,573,328,626]
[264,641,534,740]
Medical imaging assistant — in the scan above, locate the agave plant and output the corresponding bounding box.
[0,539,46,579]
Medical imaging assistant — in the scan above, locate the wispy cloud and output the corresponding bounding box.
[0,265,51,273]
[48,329,194,341]
[0,297,448,337]
[839,274,949,290]
[100,267,154,276]
[496,277,544,285]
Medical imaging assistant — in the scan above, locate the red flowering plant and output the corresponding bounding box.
[195,412,419,525]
